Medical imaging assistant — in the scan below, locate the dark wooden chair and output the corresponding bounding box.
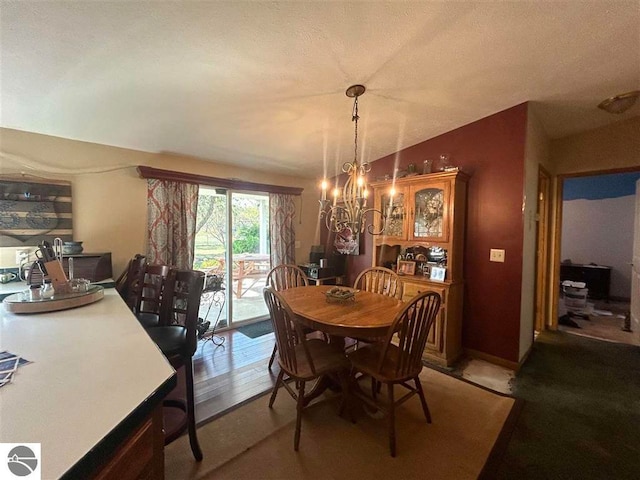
[347,290,441,457]
[266,264,312,370]
[263,286,351,451]
[115,254,147,311]
[146,269,205,461]
[135,263,171,329]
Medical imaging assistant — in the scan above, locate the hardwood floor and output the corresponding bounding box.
[559,300,637,346]
[192,328,279,424]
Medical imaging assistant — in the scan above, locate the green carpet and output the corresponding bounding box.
[236,319,273,339]
[491,330,640,479]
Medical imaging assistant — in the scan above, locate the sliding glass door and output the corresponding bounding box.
[228,191,270,324]
[194,188,270,330]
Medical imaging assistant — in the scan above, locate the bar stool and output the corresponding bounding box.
[115,254,146,310]
[135,263,170,329]
[146,269,205,461]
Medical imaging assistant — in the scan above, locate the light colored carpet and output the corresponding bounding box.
[165,368,515,480]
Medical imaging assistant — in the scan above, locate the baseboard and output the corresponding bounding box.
[464,348,519,371]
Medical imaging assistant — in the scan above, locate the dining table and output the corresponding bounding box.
[278,285,406,404]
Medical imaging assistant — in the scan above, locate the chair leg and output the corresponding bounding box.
[387,383,396,457]
[185,359,203,461]
[269,370,284,408]
[294,381,306,451]
[268,344,278,370]
[414,376,431,423]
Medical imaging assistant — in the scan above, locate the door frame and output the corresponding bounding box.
[534,166,551,331]
[631,179,640,341]
[550,166,640,329]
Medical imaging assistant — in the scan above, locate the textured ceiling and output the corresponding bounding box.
[1,1,638,179]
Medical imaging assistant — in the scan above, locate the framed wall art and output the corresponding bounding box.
[0,176,73,247]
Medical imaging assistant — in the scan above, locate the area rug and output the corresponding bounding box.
[165,368,517,480]
[236,319,273,339]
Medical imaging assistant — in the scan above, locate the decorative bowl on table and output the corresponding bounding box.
[325,287,357,304]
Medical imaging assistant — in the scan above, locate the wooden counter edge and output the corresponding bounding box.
[60,373,177,480]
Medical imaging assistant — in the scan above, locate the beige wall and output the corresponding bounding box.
[550,116,640,174]
[520,107,550,360]
[0,128,320,274]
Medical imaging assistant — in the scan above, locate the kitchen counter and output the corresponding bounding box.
[0,287,176,478]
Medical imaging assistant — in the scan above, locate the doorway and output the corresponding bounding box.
[194,187,270,330]
[555,169,640,346]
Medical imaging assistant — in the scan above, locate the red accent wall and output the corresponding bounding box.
[326,103,529,363]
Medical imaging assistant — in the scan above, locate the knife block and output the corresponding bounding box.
[42,259,68,289]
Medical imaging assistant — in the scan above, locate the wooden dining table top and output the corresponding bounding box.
[278,285,406,339]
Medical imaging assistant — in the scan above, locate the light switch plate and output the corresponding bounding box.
[490,249,505,263]
[295,241,301,249]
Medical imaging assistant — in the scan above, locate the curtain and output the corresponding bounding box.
[269,193,296,266]
[147,179,198,269]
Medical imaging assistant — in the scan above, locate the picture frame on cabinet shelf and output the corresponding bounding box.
[397,260,416,276]
[430,266,446,281]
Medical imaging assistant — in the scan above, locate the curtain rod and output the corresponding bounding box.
[137,166,303,196]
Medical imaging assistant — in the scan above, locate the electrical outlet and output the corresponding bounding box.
[15,249,29,265]
[490,249,505,263]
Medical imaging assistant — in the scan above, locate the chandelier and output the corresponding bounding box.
[319,85,386,235]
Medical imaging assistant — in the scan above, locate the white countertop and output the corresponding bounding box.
[0,288,175,479]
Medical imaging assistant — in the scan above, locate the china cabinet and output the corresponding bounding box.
[371,171,468,366]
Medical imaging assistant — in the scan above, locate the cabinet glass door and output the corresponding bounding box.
[412,184,448,241]
[379,190,406,239]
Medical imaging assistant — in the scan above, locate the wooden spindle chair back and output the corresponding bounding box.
[377,291,441,378]
[263,286,316,377]
[266,264,309,291]
[354,266,402,299]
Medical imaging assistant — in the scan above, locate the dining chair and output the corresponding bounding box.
[263,286,351,451]
[115,254,147,311]
[350,266,403,350]
[135,263,171,329]
[266,263,309,291]
[347,290,441,457]
[145,269,205,461]
[265,264,313,370]
[353,266,403,299]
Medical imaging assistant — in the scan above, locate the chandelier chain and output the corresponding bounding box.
[353,96,359,168]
